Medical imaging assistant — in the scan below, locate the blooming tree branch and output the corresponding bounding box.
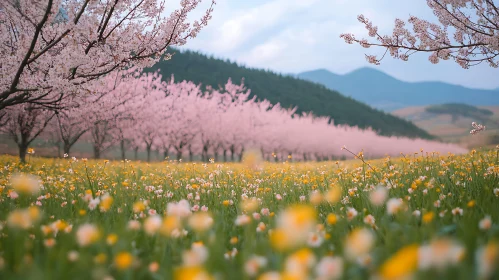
[340,0,499,68]
[0,0,215,110]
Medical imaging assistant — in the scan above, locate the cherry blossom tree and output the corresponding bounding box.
[84,69,144,159]
[1,104,54,162]
[130,72,168,162]
[51,97,89,156]
[340,1,499,68]
[11,71,469,162]
[0,0,214,110]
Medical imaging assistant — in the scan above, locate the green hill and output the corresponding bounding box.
[148,49,433,139]
[425,103,493,122]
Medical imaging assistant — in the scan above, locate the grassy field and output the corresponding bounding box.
[0,150,498,280]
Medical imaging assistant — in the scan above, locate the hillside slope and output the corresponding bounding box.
[298,68,499,111]
[393,105,499,148]
[148,50,433,139]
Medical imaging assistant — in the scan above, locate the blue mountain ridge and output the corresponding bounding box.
[297,68,499,111]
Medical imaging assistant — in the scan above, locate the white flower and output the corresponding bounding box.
[344,228,374,260]
[418,239,465,270]
[261,208,270,216]
[143,216,162,235]
[451,208,463,216]
[386,198,404,215]
[182,243,208,267]
[67,251,79,262]
[363,214,376,226]
[87,197,100,211]
[369,186,388,206]
[76,224,100,246]
[479,216,492,231]
[413,210,421,217]
[235,215,251,226]
[346,207,358,221]
[127,220,141,231]
[244,256,267,277]
[315,256,343,280]
[167,200,191,218]
[307,232,324,248]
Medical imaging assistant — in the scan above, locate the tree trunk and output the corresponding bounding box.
[214,151,218,162]
[223,149,227,162]
[146,145,152,162]
[201,147,208,162]
[120,140,126,161]
[189,150,194,162]
[93,145,101,159]
[176,150,182,161]
[230,145,235,162]
[163,150,168,161]
[19,144,28,163]
[63,141,71,155]
[238,147,245,163]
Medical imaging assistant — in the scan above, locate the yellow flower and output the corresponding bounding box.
[270,229,290,251]
[28,206,41,221]
[326,213,338,225]
[106,234,118,245]
[174,266,212,280]
[7,207,41,229]
[379,244,419,280]
[241,198,259,212]
[467,200,475,208]
[160,216,182,237]
[325,185,342,203]
[114,252,134,270]
[188,212,214,233]
[223,200,230,207]
[133,201,146,213]
[99,194,113,212]
[10,173,41,195]
[79,209,87,216]
[285,248,316,276]
[230,237,238,245]
[422,212,434,224]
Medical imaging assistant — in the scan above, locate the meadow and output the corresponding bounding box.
[0,149,498,280]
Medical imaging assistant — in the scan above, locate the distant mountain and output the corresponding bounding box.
[298,68,499,111]
[148,50,433,139]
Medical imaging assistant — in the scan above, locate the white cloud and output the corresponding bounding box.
[180,0,499,89]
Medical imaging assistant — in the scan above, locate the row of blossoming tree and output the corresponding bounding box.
[1,69,467,163]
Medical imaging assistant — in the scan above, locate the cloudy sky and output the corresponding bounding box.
[181,0,499,90]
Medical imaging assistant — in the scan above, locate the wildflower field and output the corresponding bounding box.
[0,150,499,280]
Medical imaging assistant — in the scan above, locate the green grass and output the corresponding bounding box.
[0,150,498,280]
